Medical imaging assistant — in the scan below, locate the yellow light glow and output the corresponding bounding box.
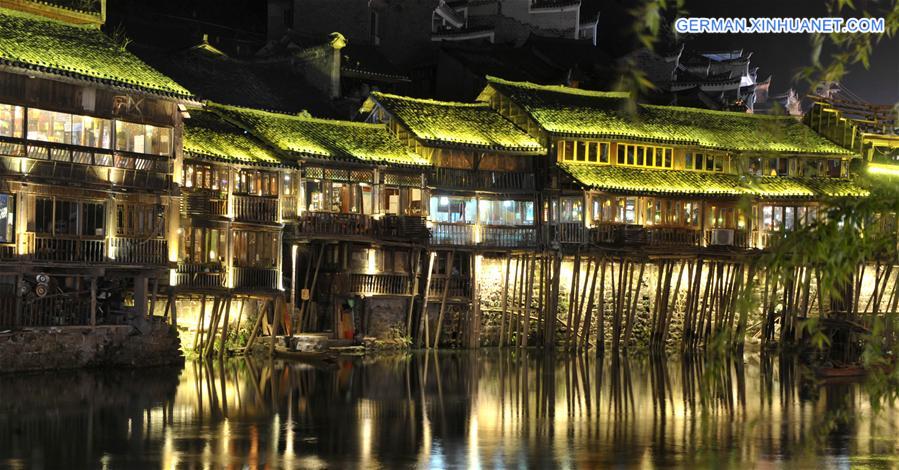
[868,163,899,177]
[367,249,378,274]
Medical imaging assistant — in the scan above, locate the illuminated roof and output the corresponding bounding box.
[481,76,852,157]
[0,8,192,99]
[559,163,868,199]
[211,103,429,166]
[183,110,282,166]
[364,92,545,154]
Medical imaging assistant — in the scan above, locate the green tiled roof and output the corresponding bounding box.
[0,8,192,99]
[183,109,282,166]
[483,76,852,157]
[365,92,545,153]
[559,162,869,199]
[211,103,429,166]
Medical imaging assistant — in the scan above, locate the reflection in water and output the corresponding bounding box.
[1,352,899,468]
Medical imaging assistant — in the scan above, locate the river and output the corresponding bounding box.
[1,351,898,469]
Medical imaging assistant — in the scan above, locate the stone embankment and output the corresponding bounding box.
[0,321,183,372]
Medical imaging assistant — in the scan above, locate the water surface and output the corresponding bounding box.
[2,351,898,469]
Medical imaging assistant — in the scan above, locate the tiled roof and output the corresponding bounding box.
[482,76,853,157]
[366,92,545,153]
[211,103,430,167]
[559,162,869,199]
[183,109,282,166]
[0,8,192,99]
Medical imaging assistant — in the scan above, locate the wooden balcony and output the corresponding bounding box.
[293,212,373,238]
[373,215,430,241]
[24,233,105,264]
[430,167,535,192]
[176,262,226,290]
[232,266,279,291]
[333,273,412,296]
[109,237,168,266]
[13,290,93,328]
[428,276,472,299]
[480,225,538,248]
[431,222,475,246]
[704,228,750,249]
[182,190,228,217]
[591,223,645,244]
[752,230,788,250]
[233,195,279,224]
[280,195,299,220]
[645,226,701,247]
[0,243,14,261]
[545,222,589,245]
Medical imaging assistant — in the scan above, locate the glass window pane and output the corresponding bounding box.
[0,194,12,243]
[0,104,23,138]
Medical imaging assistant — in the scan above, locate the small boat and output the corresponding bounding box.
[273,345,337,363]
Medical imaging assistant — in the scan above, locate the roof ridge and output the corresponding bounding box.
[0,5,97,29]
[486,75,631,99]
[210,102,387,129]
[371,91,489,108]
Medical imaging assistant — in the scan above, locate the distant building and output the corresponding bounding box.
[267,0,597,87]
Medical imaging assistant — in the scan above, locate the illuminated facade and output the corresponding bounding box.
[0,0,886,350]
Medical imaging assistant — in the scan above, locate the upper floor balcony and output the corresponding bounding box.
[429,167,535,192]
[15,233,168,266]
[0,137,174,192]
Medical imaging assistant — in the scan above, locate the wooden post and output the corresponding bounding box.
[545,252,561,349]
[269,297,281,358]
[244,301,265,352]
[90,277,97,327]
[148,278,159,319]
[499,254,511,347]
[434,251,454,348]
[194,295,207,352]
[289,244,298,329]
[218,295,232,361]
[580,256,600,350]
[417,251,436,348]
[204,296,223,358]
[298,243,325,333]
[169,288,177,328]
[406,248,422,338]
[522,252,534,349]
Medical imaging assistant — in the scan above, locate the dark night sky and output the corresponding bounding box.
[587,0,898,104]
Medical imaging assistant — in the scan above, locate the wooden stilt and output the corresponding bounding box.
[218,295,233,361]
[498,254,510,345]
[417,251,436,348]
[434,251,454,348]
[269,297,281,358]
[194,295,207,352]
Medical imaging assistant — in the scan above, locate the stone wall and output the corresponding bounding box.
[0,321,183,372]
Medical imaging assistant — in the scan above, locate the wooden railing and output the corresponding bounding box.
[591,223,644,244]
[428,276,472,299]
[294,212,373,238]
[430,168,535,191]
[374,215,430,241]
[704,228,750,248]
[110,237,168,265]
[233,195,279,224]
[182,191,228,217]
[431,222,475,246]
[546,222,589,245]
[335,273,412,296]
[16,290,93,327]
[232,266,279,290]
[176,262,226,289]
[752,230,788,250]
[645,227,701,247]
[480,225,537,248]
[25,234,106,264]
[0,243,14,260]
[280,195,299,220]
[0,137,174,191]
